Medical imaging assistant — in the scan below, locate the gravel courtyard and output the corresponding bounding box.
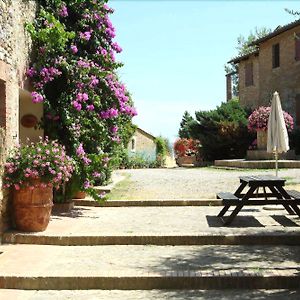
[113,167,300,199]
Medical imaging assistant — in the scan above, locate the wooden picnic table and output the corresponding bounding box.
[217,175,300,225]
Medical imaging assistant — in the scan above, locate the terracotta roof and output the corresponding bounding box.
[249,19,300,46]
[227,49,259,64]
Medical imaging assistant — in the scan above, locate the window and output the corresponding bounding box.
[245,62,253,86]
[0,79,6,128]
[131,137,136,152]
[296,94,300,126]
[295,33,300,61]
[272,43,280,68]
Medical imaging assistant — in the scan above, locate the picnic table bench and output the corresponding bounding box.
[217,175,300,225]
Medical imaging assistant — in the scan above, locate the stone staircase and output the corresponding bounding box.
[1,200,300,298]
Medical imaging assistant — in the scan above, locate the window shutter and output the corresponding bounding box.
[296,94,300,126]
[245,62,253,87]
[272,43,280,68]
[295,33,300,61]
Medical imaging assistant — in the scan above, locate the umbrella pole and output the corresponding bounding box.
[275,150,278,177]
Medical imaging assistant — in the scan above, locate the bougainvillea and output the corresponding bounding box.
[174,138,200,158]
[26,0,137,200]
[248,106,293,132]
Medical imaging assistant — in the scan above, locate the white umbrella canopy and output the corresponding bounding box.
[267,91,289,176]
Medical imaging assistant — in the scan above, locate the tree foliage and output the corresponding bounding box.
[187,100,254,161]
[178,111,194,139]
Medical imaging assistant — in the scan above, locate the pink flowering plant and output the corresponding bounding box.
[25,0,137,200]
[3,137,74,191]
[248,106,294,132]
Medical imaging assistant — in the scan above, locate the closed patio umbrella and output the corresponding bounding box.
[267,91,289,176]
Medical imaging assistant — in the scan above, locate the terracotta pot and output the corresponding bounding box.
[176,155,197,166]
[13,183,53,232]
[74,191,86,199]
[52,201,74,214]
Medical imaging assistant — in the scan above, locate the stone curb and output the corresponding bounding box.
[3,233,300,246]
[74,199,222,207]
[214,159,300,169]
[0,269,299,290]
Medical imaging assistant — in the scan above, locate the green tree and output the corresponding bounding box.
[284,8,300,17]
[178,111,194,139]
[188,99,254,161]
[225,27,271,97]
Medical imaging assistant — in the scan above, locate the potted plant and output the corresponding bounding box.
[3,137,74,232]
[174,138,201,166]
[248,106,293,149]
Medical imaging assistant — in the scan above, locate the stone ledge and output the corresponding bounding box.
[215,159,300,169]
[0,271,299,290]
[74,199,222,207]
[3,233,300,246]
[247,150,296,160]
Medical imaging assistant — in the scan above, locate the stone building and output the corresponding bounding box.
[128,127,157,161]
[227,19,300,124]
[0,0,38,235]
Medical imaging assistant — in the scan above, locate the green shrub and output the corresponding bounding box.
[188,100,254,161]
[289,128,300,155]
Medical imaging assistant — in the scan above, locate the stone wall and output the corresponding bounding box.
[239,24,300,118]
[258,25,300,116]
[238,54,260,108]
[128,128,157,161]
[0,0,37,236]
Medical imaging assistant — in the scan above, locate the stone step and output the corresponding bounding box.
[3,232,300,246]
[74,199,222,207]
[214,159,300,169]
[3,206,300,246]
[0,244,300,290]
[1,289,299,299]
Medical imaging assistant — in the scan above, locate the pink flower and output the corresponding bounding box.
[26,67,37,77]
[112,42,122,53]
[71,45,78,54]
[83,180,91,189]
[59,5,68,17]
[87,104,94,111]
[76,143,85,157]
[80,31,92,41]
[31,92,44,103]
[72,101,82,111]
[248,106,294,132]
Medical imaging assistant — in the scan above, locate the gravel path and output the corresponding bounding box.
[115,167,300,199]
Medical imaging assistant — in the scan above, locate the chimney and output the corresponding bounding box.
[226,73,232,101]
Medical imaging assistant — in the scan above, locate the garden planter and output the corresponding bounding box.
[52,201,74,213]
[257,130,267,150]
[74,191,86,199]
[13,183,53,232]
[176,155,197,167]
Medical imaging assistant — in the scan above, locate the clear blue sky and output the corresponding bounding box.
[110,0,299,142]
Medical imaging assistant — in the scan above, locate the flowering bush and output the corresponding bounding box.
[174,138,200,158]
[25,0,137,199]
[3,137,74,190]
[248,106,294,132]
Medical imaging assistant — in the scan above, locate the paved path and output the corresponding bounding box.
[115,168,300,199]
[2,168,300,296]
[0,244,300,290]
[3,206,300,239]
